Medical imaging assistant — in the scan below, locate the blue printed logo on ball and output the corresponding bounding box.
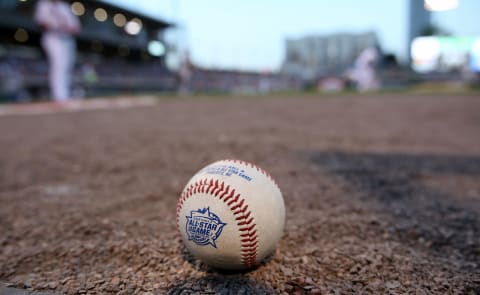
[186,207,227,248]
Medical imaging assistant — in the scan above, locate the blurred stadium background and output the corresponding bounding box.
[0,0,479,102]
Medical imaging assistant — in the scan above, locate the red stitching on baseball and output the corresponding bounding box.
[234,208,250,219]
[235,212,250,221]
[241,236,257,242]
[223,190,235,203]
[219,185,230,199]
[239,223,256,232]
[231,198,245,210]
[176,178,258,268]
[237,216,254,226]
[227,194,240,206]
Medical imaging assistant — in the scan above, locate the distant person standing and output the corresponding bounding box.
[178,51,193,95]
[35,0,80,102]
[347,47,381,92]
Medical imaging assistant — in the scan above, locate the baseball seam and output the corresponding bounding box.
[176,178,258,268]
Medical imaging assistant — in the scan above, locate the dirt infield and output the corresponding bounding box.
[0,94,479,294]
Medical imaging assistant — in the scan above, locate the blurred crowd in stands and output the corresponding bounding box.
[1,45,478,102]
[0,52,177,101]
[0,50,301,102]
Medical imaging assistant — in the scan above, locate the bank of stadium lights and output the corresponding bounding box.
[71,2,85,16]
[148,40,165,57]
[424,0,459,11]
[113,13,127,27]
[94,8,108,22]
[125,18,142,35]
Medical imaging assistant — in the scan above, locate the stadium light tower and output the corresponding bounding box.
[408,0,431,66]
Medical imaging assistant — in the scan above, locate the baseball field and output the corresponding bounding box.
[0,93,479,294]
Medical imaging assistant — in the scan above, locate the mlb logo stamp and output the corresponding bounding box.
[186,207,227,248]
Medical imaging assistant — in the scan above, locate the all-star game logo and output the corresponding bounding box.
[186,208,227,248]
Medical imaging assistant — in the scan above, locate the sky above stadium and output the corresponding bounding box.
[102,0,480,71]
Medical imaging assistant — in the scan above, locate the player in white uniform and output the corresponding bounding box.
[347,47,381,92]
[35,0,80,102]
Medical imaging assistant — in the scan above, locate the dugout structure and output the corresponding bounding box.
[0,0,177,100]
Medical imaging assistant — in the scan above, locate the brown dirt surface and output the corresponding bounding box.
[1,94,479,294]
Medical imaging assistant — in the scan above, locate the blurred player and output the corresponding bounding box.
[347,47,381,92]
[35,0,81,102]
[178,51,193,95]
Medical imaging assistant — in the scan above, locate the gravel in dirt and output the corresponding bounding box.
[0,94,479,294]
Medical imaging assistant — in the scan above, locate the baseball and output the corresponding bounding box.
[176,159,285,270]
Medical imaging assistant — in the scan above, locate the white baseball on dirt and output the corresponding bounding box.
[176,159,285,270]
